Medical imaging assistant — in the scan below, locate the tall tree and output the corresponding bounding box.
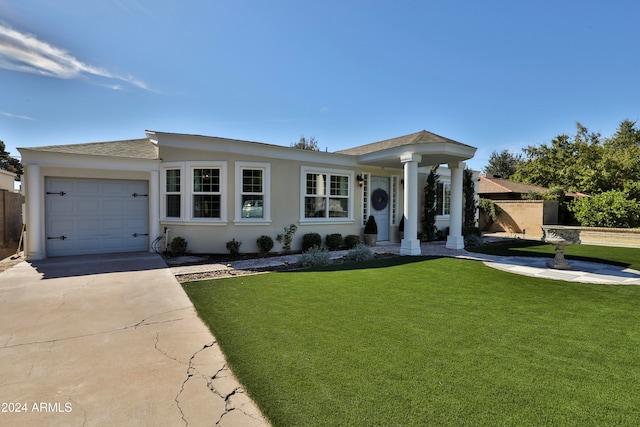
[290,135,320,151]
[511,122,602,193]
[0,140,23,179]
[483,149,522,178]
[422,167,439,241]
[596,119,640,192]
[463,168,477,237]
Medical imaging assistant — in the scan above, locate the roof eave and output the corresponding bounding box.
[355,142,477,168]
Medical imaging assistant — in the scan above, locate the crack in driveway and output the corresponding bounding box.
[0,306,193,350]
[174,341,269,426]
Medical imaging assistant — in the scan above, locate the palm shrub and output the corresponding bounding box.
[325,233,343,251]
[226,238,242,257]
[276,224,297,252]
[256,235,274,256]
[302,232,322,251]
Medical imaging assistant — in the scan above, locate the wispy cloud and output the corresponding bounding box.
[1,111,34,121]
[0,21,149,90]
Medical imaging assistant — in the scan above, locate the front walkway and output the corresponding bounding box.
[170,241,640,286]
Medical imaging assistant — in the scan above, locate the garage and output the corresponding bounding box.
[45,177,150,257]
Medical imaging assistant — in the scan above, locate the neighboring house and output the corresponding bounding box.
[18,130,476,260]
[478,175,553,200]
[478,174,581,237]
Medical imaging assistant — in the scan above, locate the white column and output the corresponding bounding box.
[400,153,422,255]
[25,164,45,260]
[446,161,465,249]
[148,169,160,252]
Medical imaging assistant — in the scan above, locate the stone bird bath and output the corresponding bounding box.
[541,226,581,270]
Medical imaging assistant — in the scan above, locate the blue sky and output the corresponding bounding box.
[1,0,639,171]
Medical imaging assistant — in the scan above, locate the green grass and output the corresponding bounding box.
[183,256,640,426]
[468,240,640,271]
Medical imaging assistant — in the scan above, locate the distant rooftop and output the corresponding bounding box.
[479,175,585,197]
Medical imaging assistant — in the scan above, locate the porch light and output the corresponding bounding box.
[356,174,364,187]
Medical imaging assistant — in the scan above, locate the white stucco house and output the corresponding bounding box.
[18,130,477,260]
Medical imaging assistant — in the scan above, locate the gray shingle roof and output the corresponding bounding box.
[337,130,473,156]
[25,139,159,160]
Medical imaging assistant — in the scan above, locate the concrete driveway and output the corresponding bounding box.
[0,252,269,427]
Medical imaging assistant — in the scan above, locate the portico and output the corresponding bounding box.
[338,130,477,254]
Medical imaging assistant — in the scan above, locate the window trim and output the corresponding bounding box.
[161,163,186,221]
[190,161,227,222]
[300,166,354,223]
[234,161,271,224]
[160,161,228,223]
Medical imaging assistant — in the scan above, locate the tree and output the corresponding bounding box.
[570,190,640,228]
[290,135,320,151]
[483,149,522,178]
[511,119,640,227]
[0,140,22,180]
[511,122,602,193]
[463,168,477,237]
[422,167,439,241]
[596,119,640,192]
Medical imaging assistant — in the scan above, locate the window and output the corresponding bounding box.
[161,161,227,222]
[235,162,270,222]
[391,175,399,225]
[361,173,369,225]
[193,168,221,218]
[436,182,451,216]
[302,167,353,220]
[165,169,181,218]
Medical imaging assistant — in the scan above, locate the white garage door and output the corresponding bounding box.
[45,178,149,257]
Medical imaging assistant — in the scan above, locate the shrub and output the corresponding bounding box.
[344,234,361,249]
[298,246,332,268]
[276,224,298,252]
[326,233,343,251]
[170,236,188,257]
[256,235,274,256]
[364,215,378,234]
[346,244,374,262]
[569,190,640,228]
[302,232,322,252]
[464,233,484,248]
[226,238,242,257]
[478,198,502,224]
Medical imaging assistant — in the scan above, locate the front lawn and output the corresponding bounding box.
[183,256,640,426]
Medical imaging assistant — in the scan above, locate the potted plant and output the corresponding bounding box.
[363,215,378,246]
